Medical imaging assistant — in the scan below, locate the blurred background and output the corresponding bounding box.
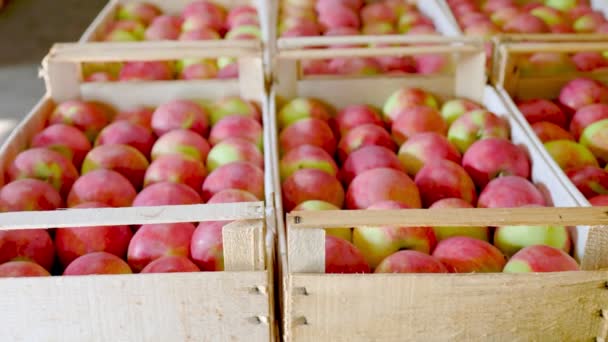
[0,0,105,142]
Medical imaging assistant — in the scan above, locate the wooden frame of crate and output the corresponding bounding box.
[494,40,608,208]
[270,36,608,341]
[0,40,276,341]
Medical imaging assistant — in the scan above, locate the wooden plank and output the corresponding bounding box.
[277,35,481,50]
[287,207,608,228]
[287,228,325,274]
[223,219,266,271]
[0,271,270,342]
[287,271,608,341]
[278,44,480,60]
[43,59,81,103]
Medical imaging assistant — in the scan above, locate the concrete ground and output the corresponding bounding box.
[0,0,106,142]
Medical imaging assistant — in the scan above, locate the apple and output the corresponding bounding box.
[491,7,520,27]
[133,181,202,207]
[95,120,156,157]
[478,176,546,208]
[210,97,261,125]
[176,59,218,80]
[337,124,396,163]
[415,159,477,207]
[182,13,225,33]
[544,140,599,170]
[374,250,447,273]
[580,118,608,163]
[517,99,567,128]
[590,195,608,206]
[282,168,344,211]
[362,22,395,35]
[0,229,54,271]
[49,100,109,141]
[67,169,136,207]
[55,202,133,267]
[447,110,510,153]
[145,15,181,40]
[82,144,149,190]
[530,6,566,26]
[182,1,226,23]
[207,189,259,204]
[225,25,262,40]
[327,57,383,76]
[429,198,489,241]
[302,59,331,75]
[8,147,78,197]
[318,5,360,31]
[278,98,331,130]
[325,235,370,274]
[398,11,434,33]
[209,115,263,149]
[113,107,154,130]
[127,222,195,272]
[207,137,263,172]
[141,256,200,273]
[566,166,608,199]
[0,179,62,211]
[151,129,210,162]
[280,20,321,37]
[144,154,207,192]
[31,124,92,169]
[503,245,579,272]
[391,105,448,146]
[504,13,550,33]
[482,0,515,13]
[570,104,608,140]
[280,118,336,157]
[545,0,578,11]
[201,161,264,201]
[432,236,506,273]
[292,200,352,241]
[572,52,608,72]
[375,55,416,73]
[179,28,221,40]
[532,121,575,143]
[462,138,530,189]
[440,99,483,125]
[346,167,421,209]
[316,0,363,13]
[353,201,436,268]
[227,5,258,29]
[119,61,174,81]
[494,222,570,257]
[382,88,439,125]
[464,21,501,36]
[280,145,338,181]
[397,132,461,177]
[190,220,232,271]
[0,261,50,277]
[151,99,209,137]
[558,78,608,113]
[64,252,132,275]
[573,12,606,33]
[340,145,403,185]
[519,52,577,77]
[104,20,145,41]
[334,104,384,136]
[117,2,161,25]
[360,2,395,24]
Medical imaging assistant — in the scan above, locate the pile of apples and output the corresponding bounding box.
[84,1,261,81]
[0,96,264,277]
[279,0,447,76]
[516,77,608,206]
[278,87,580,274]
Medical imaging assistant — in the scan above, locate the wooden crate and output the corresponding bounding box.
[494,40,608,208]
[0,40,277,341]
[271,37,608,341]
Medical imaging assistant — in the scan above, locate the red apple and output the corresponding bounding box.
[145,15,181,40]
[280,145,338,181]
[340,145,403,185]
[119,61,174,81]
[573,12,606,33]
[570,104,608,140]
[517,99,567,128]
[104,20,145,41]
[176,59,218,80]
[151,99,209,137]
[415,159,477,207]
[440,99,483,125]
[382,88,439,125]
[0,229,54,271]
[531,121,575,143]
[335,104,384,136]
[190,220,225,271]
[447,109,510,153]
[581,119,608,164]
[8,147,78,197]
[590,195,608,206]
[128,222,195,272]
[31,124,91,169]
[280,118,336,156]
[292,200,352,241]
[318,5,360,31]
[182,12,224,33]
[227,5,258,29]
[113,107,154,130]
[179,28,222,40]
[81,144,149,190]
[503,13,550,33]
[567,165,608,199]
[182,1,226,22]
[278,98,331,130]
[67,169,136,207]
[545,140,599,170]
[117,2,161,25]
[0,261,50,277]
[572,52,608,72]
[133,181,202,207]
[478,176,546,208]
[398,132,461,177]
[55,202,133,267]
[375,250,447,273]
[207,137,263,172]
[211,97,261,125]
[503,245,579,272]
[558,78,608,113]
[144,154,207,192]
[282,168,344,211]
[141,255,199,273]
[209,115,263,149]
[0,179,63,211]
[201,161,264,201]
[346,168,421,209]
[391,106,447,145]
[64,251,132,275]
[462,138,530,189]
[325,235,370,274]
[207,189,259,204]
[337,124,396,163]
[432,236,506,273]
[95,120,156,157]
[151,129,210,162]
[49,100,109,141]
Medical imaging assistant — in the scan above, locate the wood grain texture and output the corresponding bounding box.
[0,272,270,342]
[286,272,608,342]
[223,219,266,271]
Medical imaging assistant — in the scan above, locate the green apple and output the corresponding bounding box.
[206,138,263,172]
[545,0,577,11]
[544,140,599,171]
[293,200,352,241]
[494,225,570,257]
[580,119,608,164]
[278,98,331,129]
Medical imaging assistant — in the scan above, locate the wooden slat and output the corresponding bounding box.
[0,272,270,342]
[223,219,266,271]
[278,44,480,60]
[287,271,608,341]
[277,35,482,50]
[287,207,608,228]
[0,202,265,230]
